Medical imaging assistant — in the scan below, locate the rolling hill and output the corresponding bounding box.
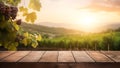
[21,23,82,35]
[21,22,120,35]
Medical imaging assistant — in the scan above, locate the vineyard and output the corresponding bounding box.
[37,32,120,51]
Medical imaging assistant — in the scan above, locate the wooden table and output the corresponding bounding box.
[0,51,120,68]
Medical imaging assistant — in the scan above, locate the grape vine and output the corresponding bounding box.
[0,0,42,50]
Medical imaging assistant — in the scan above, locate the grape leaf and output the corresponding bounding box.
[4,42,18,51]
[25,12,37,23]
[3,0,21,6]
[31,41,38,48]
[22,38,27,46]
[36,34,42,41]
[28,0,41,11]
[23,32,28,37]
[8,42,18,51]
[12,22,19,31]
[19,6,28,16]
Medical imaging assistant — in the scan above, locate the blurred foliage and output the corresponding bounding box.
[0,0,21,6]
[29,0,41,11]
[38,32,120,51]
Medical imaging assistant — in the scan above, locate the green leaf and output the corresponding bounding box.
[31,41,38,48]
[21,38,27,46]
[4,0,21,6]
[8,44,17,51]
[19,6,28,16]
[13,22,19,31]
[28,0,41,11]
[4,42,18,51]
[25,12,37,23]
[23,32,29,37]
[36,34,42,41]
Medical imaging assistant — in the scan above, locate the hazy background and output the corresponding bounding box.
[19,0,120,32]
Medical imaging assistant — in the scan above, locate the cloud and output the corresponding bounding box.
[109,0,120,6]
[80,0,120,13]
[42,0,120,13]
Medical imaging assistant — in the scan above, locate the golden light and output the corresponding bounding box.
[81,15,97,27]
[75,10,100,32]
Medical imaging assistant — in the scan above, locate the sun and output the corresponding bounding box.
[80,15,98,32]
[81,15,97,27]
[75,11,99,32]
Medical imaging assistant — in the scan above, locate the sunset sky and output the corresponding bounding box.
[19,0,120,32]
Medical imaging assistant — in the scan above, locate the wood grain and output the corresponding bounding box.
[39,51,58,62]
[58,51,75,62]
[0,51,15,60]
[87,51,113,62]
[72,51,94,62]
[102,51,120,62]
[19,51,44,62]
[0,51,30,62]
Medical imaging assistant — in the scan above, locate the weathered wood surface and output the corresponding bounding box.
[101,51,120,62]
[39,51,58,62]
[19,51,44,62]
[0,51,120,62]
[87,51,113,62]
[72,51,94,62]
[0,51,15,60]
[0,51,30,62]
[58,51,75,62]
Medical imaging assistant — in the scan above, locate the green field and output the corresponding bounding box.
[38,32,120,50]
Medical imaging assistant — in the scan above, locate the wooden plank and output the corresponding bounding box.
[102,51,120,62]
[0,51,15,60]
[58,51,75,62]
[0,51,30,62]
[19,51,44,62]
[39,51,58,62]
[87,51,113,62]
[72,51,94,62]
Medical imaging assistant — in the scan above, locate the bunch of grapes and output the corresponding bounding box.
[10,6,18,20]
[0,2,18,20]
[0,2,23,42]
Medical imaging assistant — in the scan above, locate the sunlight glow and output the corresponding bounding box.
[75,10,99,32]
[81,15,97,27]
